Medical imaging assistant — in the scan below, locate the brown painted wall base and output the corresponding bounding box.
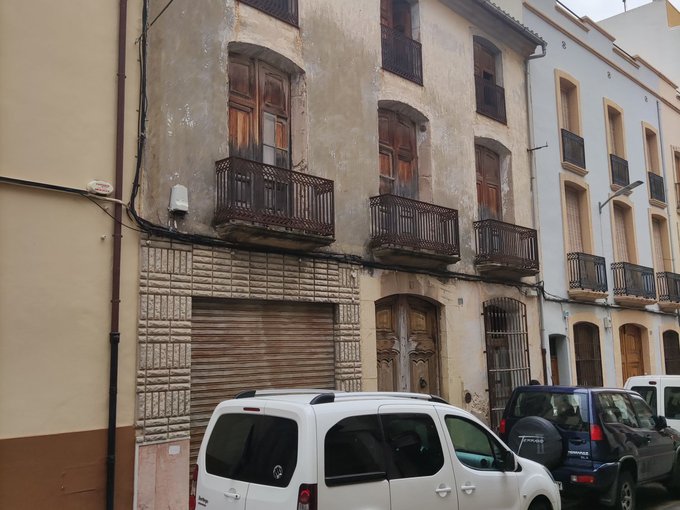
[0,426,134,510]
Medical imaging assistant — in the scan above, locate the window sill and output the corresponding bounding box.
[649,198,667,209]
[561,160,587,176]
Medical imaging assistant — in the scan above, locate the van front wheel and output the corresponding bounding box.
[613,471,636,510]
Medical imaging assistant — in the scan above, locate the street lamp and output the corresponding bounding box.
[598,180,643,213]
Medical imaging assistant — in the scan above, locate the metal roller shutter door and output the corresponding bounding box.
[190,299,335,463]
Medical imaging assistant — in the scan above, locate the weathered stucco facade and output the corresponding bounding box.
[137,0,546,505]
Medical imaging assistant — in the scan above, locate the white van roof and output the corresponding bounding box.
[625,375,680,386]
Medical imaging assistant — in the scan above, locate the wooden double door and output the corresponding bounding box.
[376,296,440,395]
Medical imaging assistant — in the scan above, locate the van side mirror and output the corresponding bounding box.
[654,415,668,430]
[500,450,517,472]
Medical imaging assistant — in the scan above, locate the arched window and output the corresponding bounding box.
[573,322,603,387]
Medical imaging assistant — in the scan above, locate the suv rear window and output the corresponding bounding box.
[205,413,298,487]
[511,391,589,431]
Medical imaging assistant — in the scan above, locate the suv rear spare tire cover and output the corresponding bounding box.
[507,416,563,469]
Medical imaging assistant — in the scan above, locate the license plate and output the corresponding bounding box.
[556,481,563,491]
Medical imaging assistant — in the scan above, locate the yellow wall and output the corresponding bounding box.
[0,0,140,437]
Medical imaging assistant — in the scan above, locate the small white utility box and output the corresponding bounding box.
[169,184,188,214]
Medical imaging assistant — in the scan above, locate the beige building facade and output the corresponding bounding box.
[136,0,546,505]
[0,1,141,508]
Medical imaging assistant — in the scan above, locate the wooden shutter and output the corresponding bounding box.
[565,187,583,253]
[378,109,417,199]
[392,0,411,35]
[475,145,501,220]
[560,86,570,132]
[608,110,618,156]
[380,0,392,27]
[381,0,411,35]
[228,55,290,167]
[228,56,256,159]
[653,219,666,271]
[474,42,495,83]
[190,299,335,463]
[259,62,290,168]
[613,205,630,262]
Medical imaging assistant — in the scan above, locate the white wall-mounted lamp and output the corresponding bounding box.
[598,180,643,213]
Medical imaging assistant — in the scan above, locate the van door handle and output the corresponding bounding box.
[435,484,452,497]
[460,483,476,494]
[224,491,241,500]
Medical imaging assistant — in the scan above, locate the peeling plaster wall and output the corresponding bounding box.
[143,0,536,259]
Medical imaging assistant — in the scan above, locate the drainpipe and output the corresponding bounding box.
[525,42,548,382]
[107,0,128,509]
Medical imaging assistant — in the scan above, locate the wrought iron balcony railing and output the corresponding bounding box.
[239,0,298,26]
[369,194,459,256]
[649,172,665,202]
[611,262,656,300]
[474,76,506,124]
[567,252,607,292]
[214,157,334,237]
[561,129,586,169]
[473,219,539,273]
[610,154,629,187]
[658,272,680,303]
[381,24,423,85]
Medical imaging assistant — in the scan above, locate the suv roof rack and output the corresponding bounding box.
[234,389,339,399]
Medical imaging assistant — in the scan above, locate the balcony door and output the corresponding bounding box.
[228,54,291,214]
[620,324,643,382]
[475,145,501,220]
[613,204,631,262]
[376,296,439,395]
[381,0,412,35]
[378,109,418,198]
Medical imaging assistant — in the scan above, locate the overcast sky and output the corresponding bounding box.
[558,0,679,21]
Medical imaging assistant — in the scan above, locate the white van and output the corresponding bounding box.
[192,389,561,510]
[624,375,680,430]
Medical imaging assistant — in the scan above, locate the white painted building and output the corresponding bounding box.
[500,0,680,386]
[599,0,680,86]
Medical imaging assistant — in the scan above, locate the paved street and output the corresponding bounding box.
[562,484,680,510]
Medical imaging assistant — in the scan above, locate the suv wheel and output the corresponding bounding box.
[614,471,636,510]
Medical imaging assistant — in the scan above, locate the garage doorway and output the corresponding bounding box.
[190,299,335,463]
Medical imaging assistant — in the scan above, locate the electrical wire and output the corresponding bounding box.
[123,0,547,294]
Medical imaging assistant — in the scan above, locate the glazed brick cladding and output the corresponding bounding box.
[137,237,362,443]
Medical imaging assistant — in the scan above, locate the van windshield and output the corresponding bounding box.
[511,392,589,432]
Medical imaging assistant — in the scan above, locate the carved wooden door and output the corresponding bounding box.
[620,324,643,382]
[376,296,439,395]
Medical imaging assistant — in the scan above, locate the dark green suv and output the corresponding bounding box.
[499,385,680,510]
